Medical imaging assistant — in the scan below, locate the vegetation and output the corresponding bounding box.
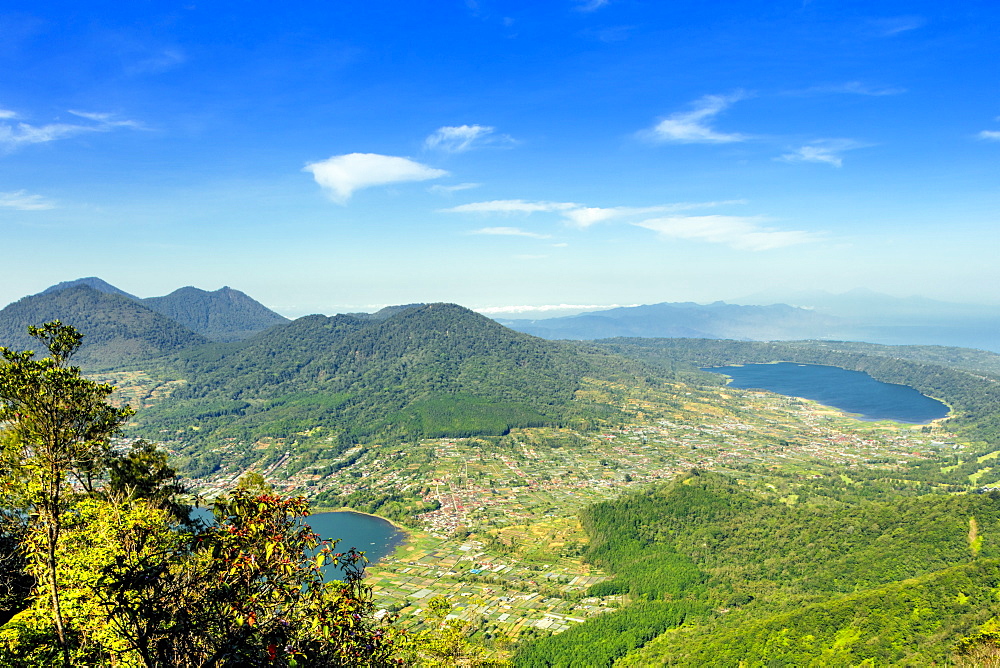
[141,286,289,342]
[0,286,210,369]
[129,305,653,475]
[0,324,398,666]
[595,337,1000,443]
[515,470,1000,666]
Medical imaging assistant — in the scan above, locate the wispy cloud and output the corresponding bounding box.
[641,92,749,144]
[792,81,905,96]
[429,182,482,195]
[867,16,925,37]
[425,124,514,152]
[561,201,745,228]
[778,139,867,167]
[126,48,186,75]
[444,198,743,228]
[635,215,819,251]
[575,0,610,11]
[447,196,815,251]
[977,130,1000,141]
[0,190,55,211]
[0,109,140,151]
[441,199,579,215]
[304,153,448,204]
[470,226,552,239]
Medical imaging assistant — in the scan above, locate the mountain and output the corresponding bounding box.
[40,276,139,300]
[497,301,843,341]
[132,303,638,470]
[142,286,289,342]
[735,287,1000,321]
[0,285,209,367]
[734,289,1000,352]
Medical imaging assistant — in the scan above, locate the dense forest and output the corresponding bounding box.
[515,471,1000,666]
[130,305,659,474]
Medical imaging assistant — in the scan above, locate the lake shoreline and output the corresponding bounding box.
[703,362,949,425]
[306,507,410,563]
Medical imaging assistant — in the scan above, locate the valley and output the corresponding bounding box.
[107,369,966,652]
[6,279,1000,664]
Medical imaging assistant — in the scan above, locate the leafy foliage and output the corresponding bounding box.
[516,471,1000,666]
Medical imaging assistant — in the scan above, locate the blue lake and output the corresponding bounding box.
[306,510,406,566]
[702,362,949,424]
[189,507,405,571]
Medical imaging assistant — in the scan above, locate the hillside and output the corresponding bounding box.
[131,303,642,474]
[516,472,1000,666]
[142,286,289,342]
[0,285,209,368]
[39,276,139,300]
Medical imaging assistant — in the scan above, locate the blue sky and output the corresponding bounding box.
[2,1,999,317]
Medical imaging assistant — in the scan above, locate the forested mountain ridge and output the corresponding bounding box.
[39,276,139,300]
[0,285,209,367]
[142,285,289,342]
[131,303,644,473]
[0,279,291,367]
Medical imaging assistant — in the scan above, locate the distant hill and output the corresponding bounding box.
[734,289,1000,352]
[0,285,209,367]
[143,286,289,342]
[132,303,639,472]
[497,301,843,341]
[40,276,139,300]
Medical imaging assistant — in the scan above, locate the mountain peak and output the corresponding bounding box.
[40,277,138,300]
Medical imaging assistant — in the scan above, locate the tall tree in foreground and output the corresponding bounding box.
[0,321,134,655]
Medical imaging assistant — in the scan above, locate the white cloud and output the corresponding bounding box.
[576,0,610,11]
[441,199,579,215]
[444,198,747,229]
[778,139,866,167]
[304,153,448,204]
[977,130,1000,141]
[562,201,747,228]
[635,215,819,251]
[429,182,482,195]
[425,124,513,152]
[642,92,749,144]
[0,109,139,151]
[470,226,552,239]
[0,190,55,211]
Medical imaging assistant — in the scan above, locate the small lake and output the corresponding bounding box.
[306,510,406,566]
[702,362,949,424]
[189,507,405,573]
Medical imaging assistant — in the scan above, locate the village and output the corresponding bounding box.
[159,376,962,643]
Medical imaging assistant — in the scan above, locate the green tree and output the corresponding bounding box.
[0,321,134,654]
